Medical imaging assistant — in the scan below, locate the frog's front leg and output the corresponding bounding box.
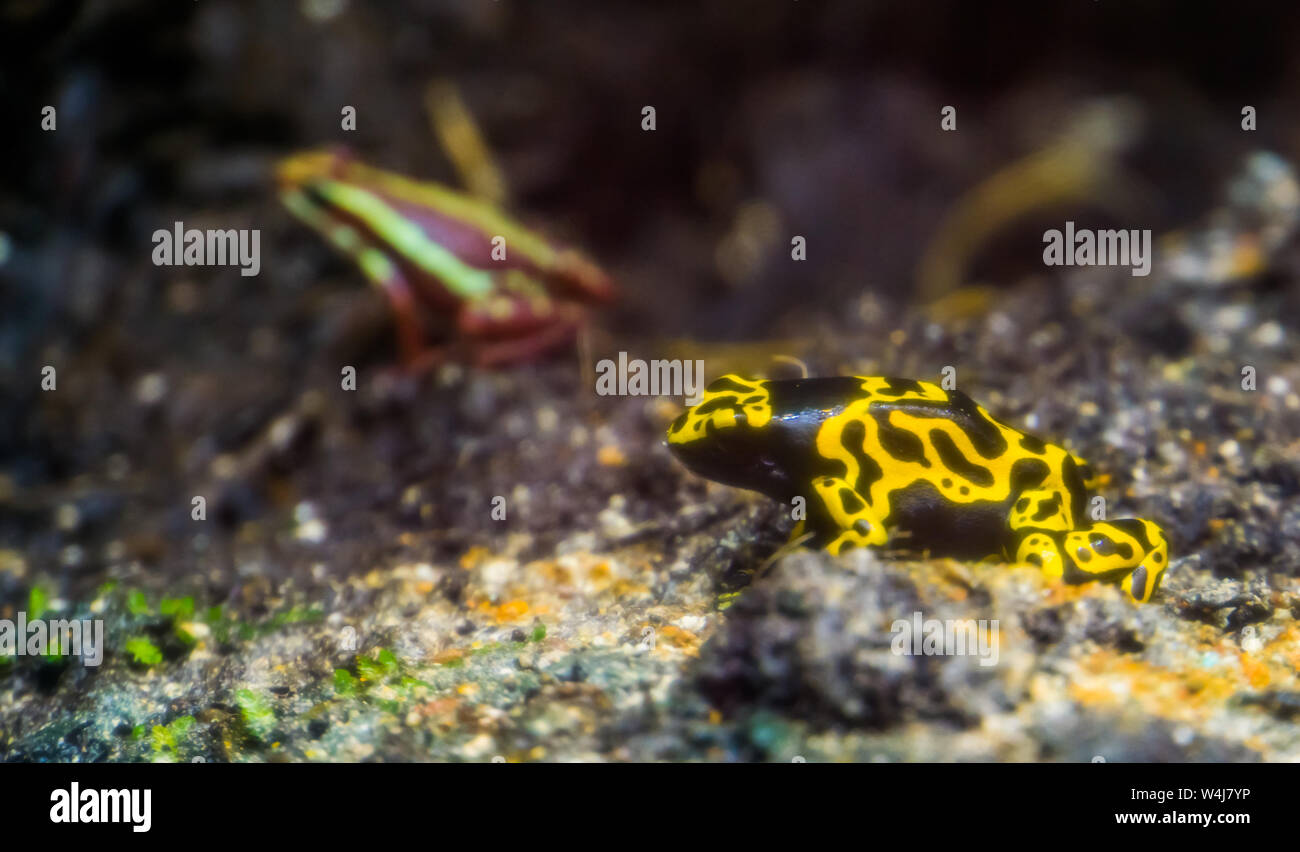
[381,268,435,367]
[281,186,432,366]
[1012,518,1169,603]
[807,476,889,555]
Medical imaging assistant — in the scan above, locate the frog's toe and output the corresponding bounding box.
[1119,562,1160,603]
[1114,520,1169,603]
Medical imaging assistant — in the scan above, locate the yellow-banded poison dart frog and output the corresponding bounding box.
[276,148,614,368]
[667,375,1169,603]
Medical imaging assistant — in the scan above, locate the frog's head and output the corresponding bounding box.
[666,375,788,495]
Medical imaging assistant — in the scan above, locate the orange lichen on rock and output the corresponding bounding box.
[490,599,530,622]
[1066,626,1300,729]
[431,648,465,665]
[597,445,627,466]
[1239,653,1271,689]
[653,623,698,649]
[459,546,492,570]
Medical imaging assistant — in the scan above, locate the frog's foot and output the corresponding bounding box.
[1008,487,1073,533]
[1014,519,1169,603]
[810,476,888,555]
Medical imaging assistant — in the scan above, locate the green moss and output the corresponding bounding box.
[272,604,323,626]
[333,669,358,696]
[356,648,399,683]
[125,637,162,667]
[151,715,196,754]
[222,604,325,643]
[234,688,276,741]
[159,596,194,620]
[126,590,150,617]
[531,623,547,642]
[27,585,48,620]
[335,650,438,703]
[204,605,236,644]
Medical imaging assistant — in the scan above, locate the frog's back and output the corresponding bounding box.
[801,377,1084,553]
[768,376,1013,448]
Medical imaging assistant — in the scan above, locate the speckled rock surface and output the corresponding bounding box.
[5,243,1300,761]
[5,2,1300,764]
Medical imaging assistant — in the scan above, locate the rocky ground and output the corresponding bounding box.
[4,1,1300,763]
[4,231,1299,761]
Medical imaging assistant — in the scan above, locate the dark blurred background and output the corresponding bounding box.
[5,0,1300,348]
[3,0,1300,590]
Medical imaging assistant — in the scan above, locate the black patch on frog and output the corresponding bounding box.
[1089,534,1133,560]
[1009,457,1051,494]
[1016,497,1030,512]
[943,390,1011,459]
[1032,493,1062,522]
[838,419,884,493]
[877,377,925,396]
[870,408,930,466]
[839,488,866,514]
[764,377,865,418]
[670,412,688,433]
[1107,518,1155,553]
[928,429,993,487]
[883,480,1007,559]
[1129,566,1148,595]
[707,376,761,395]
[877,390,1008,459]
[691,397,745,417]
[1019,433,1047,454]
[1060,455,1088,525]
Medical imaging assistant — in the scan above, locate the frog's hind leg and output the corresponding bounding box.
[809,476,889,555]
[1013,518,1169,603]
[1008,488,1074,534]
[457,297,585,367]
